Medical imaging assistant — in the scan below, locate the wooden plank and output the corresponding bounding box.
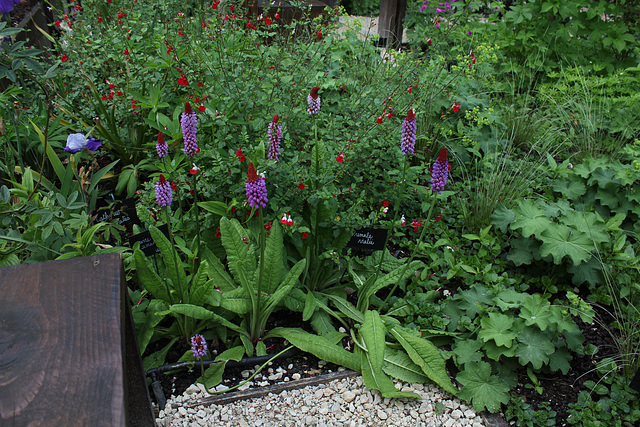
[0,253,154,426]
[378,0,407,49]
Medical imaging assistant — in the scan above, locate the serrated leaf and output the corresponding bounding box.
[510,199,552,238]
[189,261,213,306]
[452,340,483,365]
[514,328,555,369]
[267,327,360,371]
[390,326,458,396]
[383,349,430,384]
[456,361,510,413]
[134,248,171,303]
[519,294,551,330]
[552,178,586,199]
[261,220,285,294]
[220,217,256,284]
[548,344,572,374]
[539,224,594,265]
[478,313,516,348]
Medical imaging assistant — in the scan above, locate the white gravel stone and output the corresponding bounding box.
[155,375,482,427]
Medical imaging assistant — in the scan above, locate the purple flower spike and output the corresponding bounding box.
[181,102,199,157]
[401,109,417,156]
[430,149,449,193]
[245,162,268,209]
[307,87,321,115]
[155,174,173,207]
[190,334,207,359]
[156,132,169,158]
[267,114,282,161]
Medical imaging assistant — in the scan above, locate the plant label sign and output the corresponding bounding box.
[129,224,169,256]
[347,227,387,251]
[96,198,140,229]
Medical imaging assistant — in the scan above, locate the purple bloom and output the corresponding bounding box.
[430,149,449,193]
[181,102,199,157]
[245,162,268,209]
[307,87,321,115]
[64,133,102,153]
[267,114,282,161]
[155,174,173,207]
[156,131,168,158]
[401,109,417,156]
[190,334,208,359]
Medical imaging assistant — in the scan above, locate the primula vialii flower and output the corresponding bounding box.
[401,109,417,155]
[181,102,199,157]
[190,334,207,359]
[267,114,282,161]
[307,86,321,115]
[430,149,449,193]
[155,174,173,207]
[245,162,268,209]
[64,133,102,153]
[156,131,168,158]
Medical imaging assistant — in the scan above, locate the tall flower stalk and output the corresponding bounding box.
[181,101,199,157]
[401,109,417,156]
[267,114,282,161]
[380,148,450,311]
[307,86,321,115]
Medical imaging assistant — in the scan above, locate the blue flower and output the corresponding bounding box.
[64,133,102,153]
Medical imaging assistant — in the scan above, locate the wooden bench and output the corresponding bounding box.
[0,253,155,426]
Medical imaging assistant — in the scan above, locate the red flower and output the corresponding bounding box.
[336,152,344,163]
[60,53,68,62]
[197,104,206,112]
[124,48,129,55]
[171,182,177,191]
[265,16,271,25]
[190,164,199,175]
[376,115,383,124]
[412,219,422,231]
[236,148,246,161]
[407,87,412,94]
[275,13,279,19]
[299,182,305,190]
[435,213,442,222]
[211,0,220,9]
[451,102,461,112]
[215,228,221,237]
[317,30,322,39]
[101,93,107,101]
[117,90,123,96]
[231,206,236,214]
[382,200,389,208]
[247,22,256,30]
[229,5,234,11]
[108,92,114,100]
[302,232,308,239]
[197,81,203,87]
[265,222,272,231]
[178,74,189,86]
[427,37,432,44]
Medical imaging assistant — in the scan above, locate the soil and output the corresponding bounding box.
[5,0,38,27]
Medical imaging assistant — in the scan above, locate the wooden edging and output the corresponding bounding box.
[186,369,360,407]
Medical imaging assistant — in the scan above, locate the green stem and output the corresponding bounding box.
[191,172,201,272]
[379,193,438,312]
[252,209,267,341]
[164,205,185,303]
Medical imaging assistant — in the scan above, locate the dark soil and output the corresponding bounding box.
[6,0,38,27]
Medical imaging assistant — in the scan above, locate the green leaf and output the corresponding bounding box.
[169,304,246,336]
[142,338,178,371]
[302,291,317,321]
[260,259,306,325]
[215,345,245,362]
[456,361,511,413]
[134,248,171,303]
[390,326,458,396]
[491,205,517,233]
[189,261,213,306]
[267,327,360,372]
[510,199,552,239]
[220,217,256,284]
[552,178,586,199]
[383,348,429,384]
[358,346,419,399]
[548,344,572,374]
[452,340,483,365]
[519,294,551,330]
[261,220,285,294]
[322,293,364,324]
[514,328,555,369]
[198,201,228,216]
[360,310,386,372]
[203,362,226,389]
[150,225,188,299]
[506,237,539,266]
[539,224,594,265]
[478,313,516,348]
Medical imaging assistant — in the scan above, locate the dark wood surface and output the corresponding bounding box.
[0,253,155,427]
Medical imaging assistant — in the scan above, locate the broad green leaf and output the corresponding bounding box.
[204,249,236,291]
[514,328,555,369]
[150,226,188,300]
[189,261,213,306]
[322,293,364,324]
[310,310,336,335]
[478,313,516,348]
[456,361,510,413]
[302,291,317,321]
[383,348,429,384]
[506,237,539,266]
[559,211,609,244]
[390,326,458,396]
[217,287,251,314]
[552,178,586,199]
[261,220,285,294]
[490,205,517,233]
[267,327,360,372]
[215,345,245,362]
[198,201,228,216]
[203,362,226,390]
[548,344,572,375]
[169,304,246,336]
[510,199,552,239]
[358,260,424,311]
[519,294,551,330]
[260,259,306,324]
[539,224,594,265]
[220,217,256,284]
[358,347,419,399]
[134,248,171,303]
[142,338,178,371]
[360,310,386,372]
[452,340,483,365]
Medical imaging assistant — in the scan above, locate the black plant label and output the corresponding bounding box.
[96,197,140,229]
[129,224,169,256]
[347,228,387,251]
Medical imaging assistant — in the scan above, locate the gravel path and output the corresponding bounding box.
[156,371,487,426]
